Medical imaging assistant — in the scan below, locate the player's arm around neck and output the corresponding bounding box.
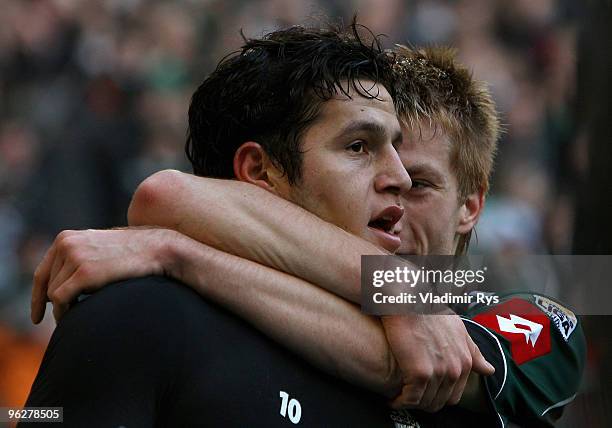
[128,169,387,303]
[126,170,494,412]
[30,225,401,396]
[30,225,492,414]
[155,231,491,412]
[169,232,402,397]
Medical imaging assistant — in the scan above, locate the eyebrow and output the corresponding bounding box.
[335,120,403,147]
[406,162,446,183]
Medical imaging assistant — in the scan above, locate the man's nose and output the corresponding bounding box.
[374,148,412,198]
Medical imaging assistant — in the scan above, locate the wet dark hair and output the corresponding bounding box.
[186,19,395,184]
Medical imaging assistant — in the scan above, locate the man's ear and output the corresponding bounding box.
[233,142,287,194]
[456,189,485,234]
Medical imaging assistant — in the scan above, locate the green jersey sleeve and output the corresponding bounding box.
[464,292,586,427]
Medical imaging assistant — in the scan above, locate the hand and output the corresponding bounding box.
[31,227,179,323]
[381,314,495,412]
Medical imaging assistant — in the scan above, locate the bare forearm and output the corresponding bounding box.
[128,170,387,302]
[167,234,488,410]
[33,225,489,411]
[166,232,401,397]
[127,172,491,411]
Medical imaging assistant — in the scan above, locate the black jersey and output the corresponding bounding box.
[23,276,396,427]
[23,276,505,427]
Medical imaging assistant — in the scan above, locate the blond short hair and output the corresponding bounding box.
[391,46,501,253]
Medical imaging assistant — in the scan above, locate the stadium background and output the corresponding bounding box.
[0,0,609,426]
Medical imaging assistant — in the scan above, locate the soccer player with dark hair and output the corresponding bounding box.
[24,22,451,427]
[27,29,585,428]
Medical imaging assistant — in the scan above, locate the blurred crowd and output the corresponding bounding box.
[0,0,588,417]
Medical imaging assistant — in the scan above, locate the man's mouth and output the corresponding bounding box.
[367,205,403,251]
[368,205,403,233]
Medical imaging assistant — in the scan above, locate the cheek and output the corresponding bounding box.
[294,173,369,232]
[299,150,375,232]
[402,196,457,240]
[403,199,431,227]
[327,181,370,231]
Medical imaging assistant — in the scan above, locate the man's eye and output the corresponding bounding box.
[348,141,367,153]
[411,180,430,189]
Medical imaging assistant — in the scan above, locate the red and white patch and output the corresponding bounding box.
[473,298,551,365]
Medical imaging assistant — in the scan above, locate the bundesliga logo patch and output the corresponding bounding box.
[473,298,551,365]
[534,295,577,342]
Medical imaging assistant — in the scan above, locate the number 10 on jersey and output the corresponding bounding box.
[279,391,302,424]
